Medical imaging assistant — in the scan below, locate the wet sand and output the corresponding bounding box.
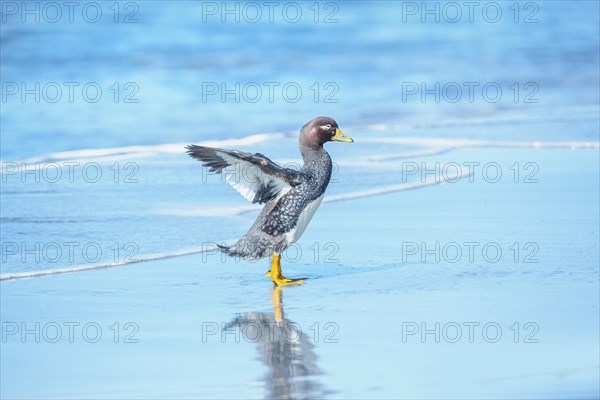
[2,145,598,399]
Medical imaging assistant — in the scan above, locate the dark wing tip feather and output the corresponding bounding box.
[185,144,204,155]
[185,145,231,172]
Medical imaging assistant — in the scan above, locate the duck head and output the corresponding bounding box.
[299,116,353,149]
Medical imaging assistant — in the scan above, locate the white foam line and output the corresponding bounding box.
[3,128,597,172]
[323,166,469,203]
[339,147,456,165]
[0,132,285,170]
[0,245,223,282]
[2,167,469,282]
[360,137,599,149]
[365,147,455,161]
[359,109,600,133]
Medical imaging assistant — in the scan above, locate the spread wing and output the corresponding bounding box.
[186,145,305,204]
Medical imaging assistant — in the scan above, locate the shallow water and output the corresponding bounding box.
[1,1,599,398]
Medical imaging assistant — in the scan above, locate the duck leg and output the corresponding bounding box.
[266,253,305,286]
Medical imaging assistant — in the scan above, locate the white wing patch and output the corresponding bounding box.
[217,151,290,203]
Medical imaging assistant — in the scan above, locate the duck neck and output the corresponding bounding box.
[300,144,332,186]
[300,143,327,162]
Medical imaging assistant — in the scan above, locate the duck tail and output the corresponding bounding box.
[217,235,271,261]
[216,242,253,260]
[216,243,236,256]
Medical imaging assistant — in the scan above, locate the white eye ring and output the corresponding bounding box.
[323,124,332,130]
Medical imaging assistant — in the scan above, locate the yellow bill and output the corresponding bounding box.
[332,128,354,143]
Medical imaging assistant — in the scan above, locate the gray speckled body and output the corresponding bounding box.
[224,146,332,260]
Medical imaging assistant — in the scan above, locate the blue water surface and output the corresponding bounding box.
[1,2,599,399]
[1,1,598,159]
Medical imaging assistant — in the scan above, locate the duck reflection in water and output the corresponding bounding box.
[225,286,327,399]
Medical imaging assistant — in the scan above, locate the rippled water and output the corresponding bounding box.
[1,1,599,159]
[2,1,598,276]
[1,2,599,399]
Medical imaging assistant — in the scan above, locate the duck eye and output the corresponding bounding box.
[323,124,332,130]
